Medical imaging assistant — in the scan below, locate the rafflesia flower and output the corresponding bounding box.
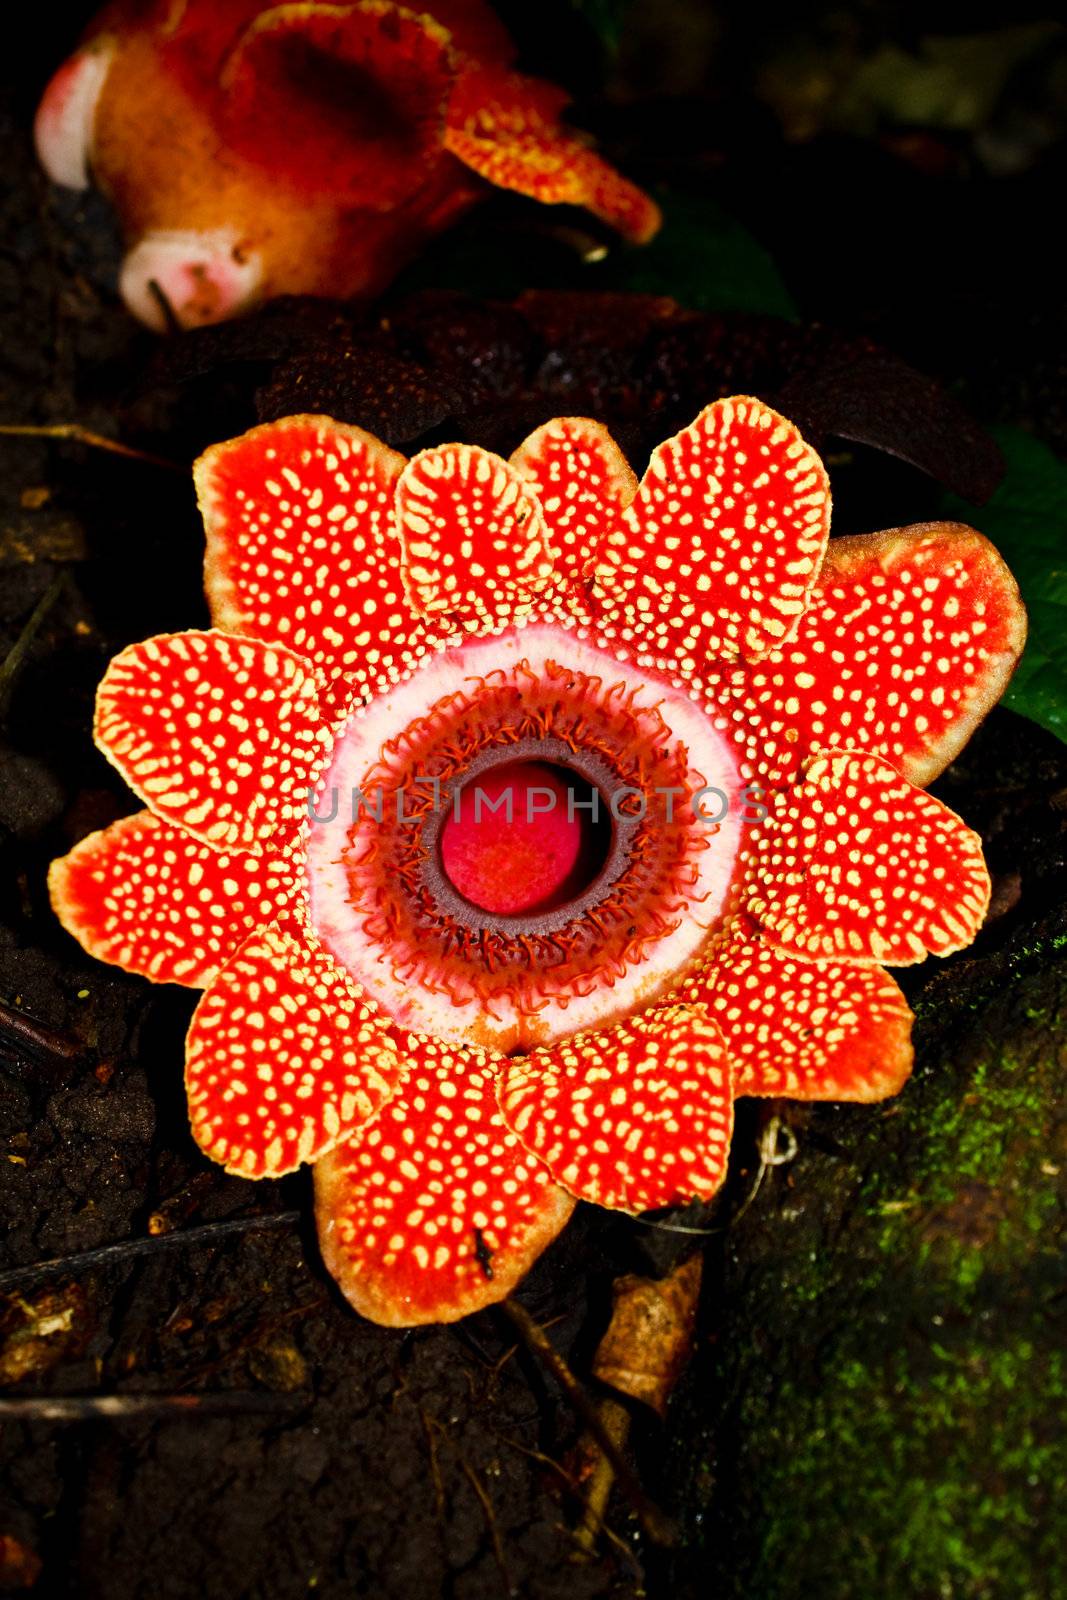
[49,399,1026,1325]
[35,0,660,330]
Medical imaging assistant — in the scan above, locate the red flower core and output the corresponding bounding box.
[438,759,605,916]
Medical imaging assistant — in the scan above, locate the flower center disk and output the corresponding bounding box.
[307,623,747,1050]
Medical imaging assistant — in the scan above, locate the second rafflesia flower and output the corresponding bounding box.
[49,398,1026,1324]
[35,0,659,329]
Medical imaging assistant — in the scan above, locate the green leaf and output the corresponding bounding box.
[394,191,798,319]
[601,191,798,318]
[565,0,633,51]
[940,426,1067,744]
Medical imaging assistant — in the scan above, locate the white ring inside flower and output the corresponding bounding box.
[307,623,745,1051]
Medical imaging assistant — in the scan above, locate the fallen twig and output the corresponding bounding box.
[572,1395,633,1557]
[495,1428,644,1568]
[500,1298,675,1547]
[0,573,70,724]
[0,997,82,1064]
[460,1460,511,1590]
[147,279,183,336]
[495,1431,582,1497]
[0,1392,306,1423]
[0,1211,302,1294]
[420,1410,448,1525]
[0,423,182,472]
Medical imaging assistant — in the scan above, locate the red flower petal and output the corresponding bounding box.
[596,397,831,668]
[702,522,1027,787]
[94,630,327,852]
[48,810,298,987]
[418,0,515,64]
[220,1,454,208]
[747,750,991,964]
[499,1005,734,1213]
[444,66,661,243]
[687,930,914,1101]
[196,416,442,695]
[396,442,557,627]
[314,1039,575,1325]
[510,417,638,589]
[185,919,402,1177]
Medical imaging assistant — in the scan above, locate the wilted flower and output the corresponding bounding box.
[35,0,660,329]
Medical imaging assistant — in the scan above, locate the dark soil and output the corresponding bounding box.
[2,4,1065,1598]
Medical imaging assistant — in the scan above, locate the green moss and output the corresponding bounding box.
[687,925,1067,1599]
[864,968,1067,1288]
[737,1338,1067,1600]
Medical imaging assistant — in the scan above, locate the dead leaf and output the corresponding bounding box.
[591,1253,703,1417]
[0,1285,90,1385]
[0,1535,42,1589]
